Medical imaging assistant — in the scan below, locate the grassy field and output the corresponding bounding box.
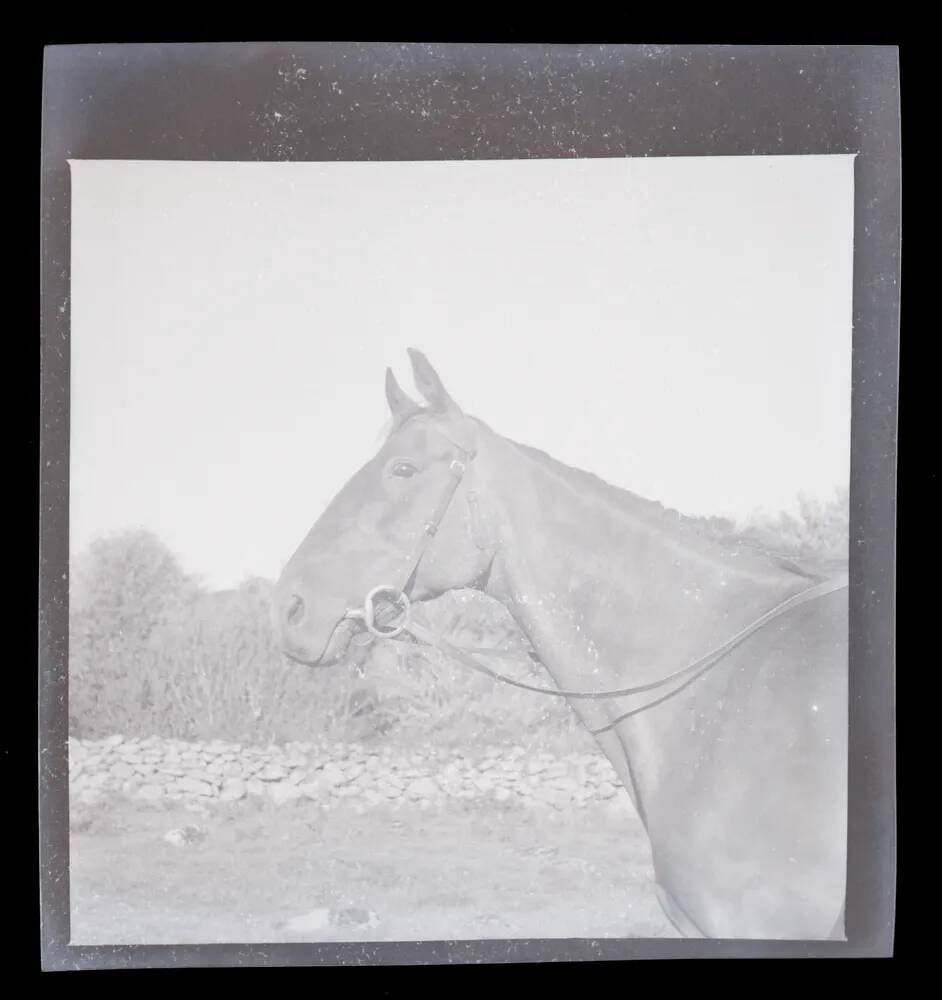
[69,794,678,944]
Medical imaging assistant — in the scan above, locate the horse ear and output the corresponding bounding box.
[407,348,461,413]
[385,367,421,420]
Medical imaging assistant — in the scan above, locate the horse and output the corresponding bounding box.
[272,348,847,940]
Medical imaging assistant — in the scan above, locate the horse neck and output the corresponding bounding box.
[475,429,811,697]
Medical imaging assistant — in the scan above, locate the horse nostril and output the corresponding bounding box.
[285,594,306,627]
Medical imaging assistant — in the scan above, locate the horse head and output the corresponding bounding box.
[272,349,494,666]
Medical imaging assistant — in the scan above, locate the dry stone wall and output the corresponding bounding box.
[69,736,630,812]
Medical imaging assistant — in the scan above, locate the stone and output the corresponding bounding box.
[103,735,124,748]
[163,825,206,847]
[298,782,323,800]
[173,777,215,797]
[332,907,380,929]
[222,761,244,777]
[494,786,511,803]
[133,762,156,775]
[269,782,303,805]
[525,759,548,776]
[406,777,437,801]
[188,769,221,787]
[219,778,246,801]
[321,763,348,786]
[159,766,186,777]
[246,779,267,796]
[547,777,580,795]
[596,781,618,799]
[606,794,633,815]
[258,763,287,781]
[110,761,135,780]
[137,784,164,801]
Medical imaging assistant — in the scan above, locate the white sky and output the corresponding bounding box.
[70,156,854,590]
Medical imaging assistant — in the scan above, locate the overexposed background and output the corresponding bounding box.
[69,156,854,590]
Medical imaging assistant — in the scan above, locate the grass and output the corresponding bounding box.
[69,793,677,944]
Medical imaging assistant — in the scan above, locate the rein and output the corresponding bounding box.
[399,575,848,735]
[341,441,850,736]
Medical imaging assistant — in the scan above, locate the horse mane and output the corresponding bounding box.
[503,435,833,582]
[385,409,840,581]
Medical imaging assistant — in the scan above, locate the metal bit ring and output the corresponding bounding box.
[362,585,411,638]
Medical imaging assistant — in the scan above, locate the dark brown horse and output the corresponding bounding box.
[273,349,847,940]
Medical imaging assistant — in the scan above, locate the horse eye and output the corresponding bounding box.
[390,461,417,478]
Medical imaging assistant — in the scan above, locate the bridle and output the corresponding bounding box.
[343,440,476,640]
[342,442,850,737]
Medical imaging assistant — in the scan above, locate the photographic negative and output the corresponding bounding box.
[40,44,899,966]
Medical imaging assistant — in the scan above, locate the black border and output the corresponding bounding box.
[39,42,899,967]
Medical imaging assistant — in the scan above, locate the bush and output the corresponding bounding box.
[69,534,385,744]
[69,530,201,737]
